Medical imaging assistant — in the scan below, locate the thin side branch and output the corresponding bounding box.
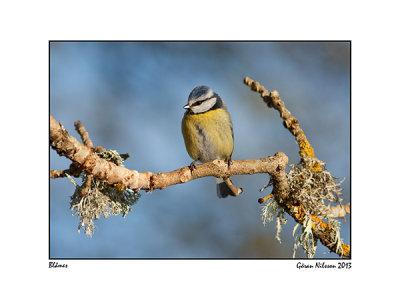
[74,121,94,148]
[223,177,243,196]
[74,121,94,195]
[244,77,319,163]
[49,163,82,178]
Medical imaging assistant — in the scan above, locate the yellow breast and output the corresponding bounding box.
[181,108,234,162]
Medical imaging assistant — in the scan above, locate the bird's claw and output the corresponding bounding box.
[189,161,197,173]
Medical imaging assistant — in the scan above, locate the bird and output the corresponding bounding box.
[181,85,235,198]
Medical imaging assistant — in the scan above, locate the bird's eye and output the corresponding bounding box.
[193,100,205,106]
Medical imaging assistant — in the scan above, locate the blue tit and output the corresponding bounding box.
[181,85,235,198]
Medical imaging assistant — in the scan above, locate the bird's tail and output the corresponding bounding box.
[216,177,236,198]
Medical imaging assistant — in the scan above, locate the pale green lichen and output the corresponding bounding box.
[67,150,140,236]
[261,198,281,226]
[275,210,287,244]
[261,198,286,244]
[261,155,346,258]
[292,215,318,258]
[287,156,345,217]
[97,149,126,166]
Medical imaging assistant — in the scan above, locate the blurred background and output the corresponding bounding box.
[50,41,350,258]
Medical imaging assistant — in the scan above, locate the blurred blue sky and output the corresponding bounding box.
[50,41,350,258]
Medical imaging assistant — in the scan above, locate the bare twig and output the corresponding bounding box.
[258,193,274,204]
[73,121,95,195]
[223,177,243,196]
[50,163,82,178]
[50,169,68,179]
[74,121,94,148]
[243,77,321,167]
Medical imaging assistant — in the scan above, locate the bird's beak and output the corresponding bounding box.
[183,104,190,109]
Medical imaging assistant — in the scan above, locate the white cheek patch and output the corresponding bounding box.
[191,97,217,114]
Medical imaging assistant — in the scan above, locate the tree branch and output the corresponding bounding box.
[50,115,289,192]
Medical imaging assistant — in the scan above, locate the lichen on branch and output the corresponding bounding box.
[244,77,350,258]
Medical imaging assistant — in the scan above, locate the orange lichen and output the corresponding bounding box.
[311,215,330,232]
[340,243,351,257]
[299,140,323,171]
[311,163,323,172]
[294,203,305,221]
[299,141,315,158]
[294,206,330,232]
[114,183,125,191]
